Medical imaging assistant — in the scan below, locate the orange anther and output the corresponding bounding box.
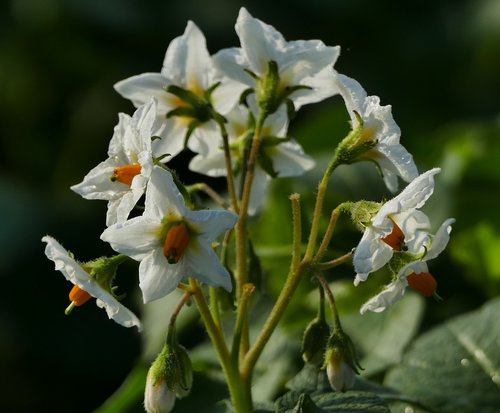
[69,284,93,306]
[381,218,405,251]
[163,223,190,264]
[111,163,142,186]
[407,272,437,297]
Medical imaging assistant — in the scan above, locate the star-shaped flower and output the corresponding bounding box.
[71,98,164,226]
[360,217,454,313]
[353,168,445,285]
[42,236,141,329]
[213,7,340,113]
[189,103,315,213]
[101,166,238,303]
[334,72,418,192]
[114,21,245,155]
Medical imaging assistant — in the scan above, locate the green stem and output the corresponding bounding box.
[313,250,354,271]
[189,279,253,413]
[313,205,342,263]
[303,155,341,262]
[315,271,342,332]
[218,120,240,214]
[186,183,229,209]
[289,193,302,274]
[231,283,255,364]
[235,113,266,300]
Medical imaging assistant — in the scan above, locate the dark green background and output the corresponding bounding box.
[1,0,499,412]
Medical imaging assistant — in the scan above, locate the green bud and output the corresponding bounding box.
[301,317,331,365]
[164,326,193,398]
[344,200,382,232]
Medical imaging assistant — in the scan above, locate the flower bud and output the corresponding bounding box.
[323,331,362,392]
[166,343,193,398]
[144,367,176,413]
[325,347,356,392]
[301,317,330,365]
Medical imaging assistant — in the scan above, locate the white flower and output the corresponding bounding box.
[353,168,443,285]
[213,7,340,111]
[42,236,141,330]
[334,72,418,192]
[114,21,245,156]
[360,217,454,313]
[189,103,315,213]
[71,99,163,226]
[101,167,238,303]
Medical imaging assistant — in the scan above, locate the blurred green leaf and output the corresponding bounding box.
[450,222,500,296]
[384,297,500,413]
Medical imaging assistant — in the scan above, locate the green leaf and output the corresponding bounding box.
[384,297,500,413]
[275,390,390,413]
[341,292,425,376]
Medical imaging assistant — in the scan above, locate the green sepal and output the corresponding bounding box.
[258,150,279,178]
[301,317,331,365]
[324,329,363,375]
[239,87,255,106]
[343,200,383,232]
[261,135,291,148]
[387,249,426,278]
[81,254,130,298]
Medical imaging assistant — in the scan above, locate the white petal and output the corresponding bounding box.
[95,294,142,330]
[186,209,238,243]
[212,47,253,87]
[235,7,285,75]
[248,168,271,215]
[184,240,232,291]
[162,21,213,90]
[211,78,248,115]
[101,216,160,260]
[139,248,184,303]
[425,218,455,260]
[71,158,126,201]
[114,73,168,108]
[189,150,226,177]
[334,73,368,125]
[353,226,394,283]
[376,142,418,185]
[360,279,407,314]
[374,168,440,226]
[290,66,339,109]
[269,139,315,177]
[144,167,186,220]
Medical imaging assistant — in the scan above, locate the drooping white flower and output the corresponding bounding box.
[213,7,340,112]
[114,21,245,155]
[71,98,163,226]
[42,236,141,330]
[353,168,443,285]
[334,73,418,192]
[101,166,238,303]
[360,217,454,313]
[189,103,315,213]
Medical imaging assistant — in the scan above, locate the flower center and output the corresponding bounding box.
[381,218,405,251]
[407,272,437,297]
[163,222,190,264]
[111,163,142,186]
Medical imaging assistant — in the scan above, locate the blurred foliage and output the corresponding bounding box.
[1,0,499,412]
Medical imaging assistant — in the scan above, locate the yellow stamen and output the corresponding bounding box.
[163,223,190,264]
[407,272,437,298]
[111,163,142,186]
[381,218,405,251]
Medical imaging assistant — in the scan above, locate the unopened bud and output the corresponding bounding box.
[323,331,362,392]
[301,317,330,365]
[325,347,356,392]
[144,367,176,413]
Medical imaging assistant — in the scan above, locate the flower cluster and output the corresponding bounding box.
[42,7,454,411]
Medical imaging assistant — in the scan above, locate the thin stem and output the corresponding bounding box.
[209,287,222,331]
[169,291,192,328]
[313,206,342,263]
[303,156,340,263]
[314,271,342,332]
[313,250,354,271]
[231,283,255,364]
[290,193,302,274]
[187,183,229,209]
[218,120,240,214]
[235,113,266,300]
[189,278,253,413]
[241,262,307,379]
